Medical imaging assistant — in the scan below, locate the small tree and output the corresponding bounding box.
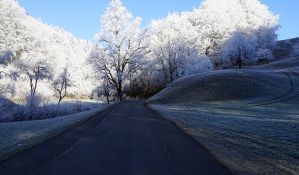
[14,58,52,107]
[223,32,256,69]
[95,79,114,104]
[52,68,71,107]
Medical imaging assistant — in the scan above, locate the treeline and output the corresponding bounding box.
[88,0,279,101]
[0,0,282,104]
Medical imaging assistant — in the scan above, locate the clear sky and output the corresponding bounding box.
[18,0,299,40]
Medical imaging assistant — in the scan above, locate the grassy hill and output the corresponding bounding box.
[149,54,299,175]
[273,37,299,59]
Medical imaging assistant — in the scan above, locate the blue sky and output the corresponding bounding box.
[18,0,299,40]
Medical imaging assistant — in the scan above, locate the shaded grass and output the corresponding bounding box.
[150,102,299,175]
[149,58,299,175]
[149,69,290,104]
[0,106,107,162]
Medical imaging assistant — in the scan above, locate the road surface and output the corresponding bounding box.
[0,101,232,175]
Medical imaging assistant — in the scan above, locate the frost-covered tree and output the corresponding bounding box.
[148,13,213,83]
[13,40,53,107]
[90,0,147,101]
[0,0,31,56]
[0,83,14,97]
[52,68,72,107]
[0,71,15,97]
[0,0,95,98]
[0,0,281,100]
[0,60,17,97]
[15,60,52,106]
[223,31,256,69]
[184,55,214,75]
[94,79,114,104]
[149,13,188,83]
[186,0,279,65]
[0,70,9,77]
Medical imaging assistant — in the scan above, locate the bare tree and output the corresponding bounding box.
[52,68,71,107]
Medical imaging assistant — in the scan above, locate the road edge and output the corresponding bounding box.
[146,103,234,175]
[0,103,117,162]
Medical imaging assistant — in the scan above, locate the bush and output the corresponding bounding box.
[257,49,273,64]
[184,55,214,76]
[25,94,43,107]
[0,98,18,121]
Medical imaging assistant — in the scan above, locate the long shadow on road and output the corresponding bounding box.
[0,100,231,175]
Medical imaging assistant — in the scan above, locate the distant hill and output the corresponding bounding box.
[149,55,299,104]
[273,37,299,59]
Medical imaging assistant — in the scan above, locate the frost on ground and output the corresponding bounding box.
[0,105,107,161]
[150,103,299,175]
[149,59,299,175]
[0,99,105,122]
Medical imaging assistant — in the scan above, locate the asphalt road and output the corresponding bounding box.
[0,101,232,175]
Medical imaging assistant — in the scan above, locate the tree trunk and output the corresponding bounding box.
[118,81,123,101]
[56,98,62,116]
[106,97,110,104]
[170,73,174,83]
[237,57,242,69]
[58,98,62,107]
[117,89,122,101]
[117,89,123,101]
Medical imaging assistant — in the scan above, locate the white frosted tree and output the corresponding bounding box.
[184,55,214,75]
[186,0,279,65]
[52,67,72,107]
[90,0,147,101]
[0,70,15,97]
[0,0,31,57]
[94,78,114,104]
[0,0,95,99]
[223,31,256,69]
[13,40,53,107]
[0,0,281,100]
[148,12,212,83]
[148,13,187,83]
